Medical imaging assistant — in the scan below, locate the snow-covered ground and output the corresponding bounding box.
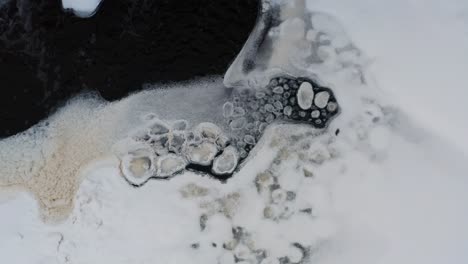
[1,1,468,264]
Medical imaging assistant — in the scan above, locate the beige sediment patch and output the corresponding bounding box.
[24,130,107,222]
[0,97,125,222]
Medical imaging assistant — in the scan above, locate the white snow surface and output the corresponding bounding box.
[62,0,102,17]
[1,1,468,264]
[307,0,468,156]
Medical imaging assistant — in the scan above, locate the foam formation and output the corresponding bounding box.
[118,75,339,186]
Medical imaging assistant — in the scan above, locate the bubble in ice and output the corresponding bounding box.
[314,91,330,109]
[244,135,256,145]
[233,107,246,117]
[289,97,296,105]
[273,86,284,94]
[248,100,260,110]
[327,101,338,112]
[265,113,275,123]
[311,110,320,118]
[252,112,263,121]
[283,106,292,116]
[245,122,255,131]
[264,104,275,112]
[216,134,230,149]
[230,117,247,130]
[212,146,239,175]
[237,140,247,149]
[194,122,222,142]
[184,142,218,166]
[121,148,157,186]
[297,82,314,110]
[273,101,283,110]
[157,154,187,177]
[255,91,266,99]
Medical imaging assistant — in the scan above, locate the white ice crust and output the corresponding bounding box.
[62,0,102,18]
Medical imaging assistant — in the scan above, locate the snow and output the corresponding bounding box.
[1,0,468,263]
[307,0,468,157]
[61,0,102,18]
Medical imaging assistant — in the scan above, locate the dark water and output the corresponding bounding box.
[0,0,258,137]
